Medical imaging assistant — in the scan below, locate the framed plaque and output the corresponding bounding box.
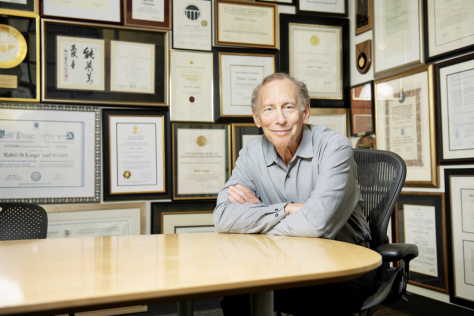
[307,108,349,138]
[0,9,40,102]
[0,103,100,204]
[280,13,349,108]
[161,211,215,234]
[215,0,278,49]
[41,0,122,23]
[0,0,39,13]
[172,0,212,51]
[297,0,347,17]
[41,19,168,106]
[102,109,171,201]
[355,0,372,35]
[350,81,374,136]
[374,64,438,188]
[172,123,230,200]
[124,0,171,29]
[231,123,262,170]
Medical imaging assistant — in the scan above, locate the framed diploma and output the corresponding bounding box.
[0,103,100,204]
[170,50,214,122]
[124,0,171,30]
[445,168,474,309]
[172,123,230,200]
[172,0,212,51]
[394,192,448,293]
[297,0,347,17]
[41,0,121,23]
[373,0,424,78]
[355,0,372,35]
[257,0,295,4]
[231,123,263,170]
[0,9,40,102]
[307,108,349,138]
[350,81,374,136]
[214,47,278,118]
[374,64,438,188]
[0,0,38,13]
[424,0,474,62]
[215,0,278,49]
[42,19,169,106]
[102,109,171,201]
[151,201,216,234]
[435,53,474,164]
[280,13,349,108]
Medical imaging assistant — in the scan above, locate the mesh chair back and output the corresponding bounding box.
[0,203,48,240]
[354,149,406,250]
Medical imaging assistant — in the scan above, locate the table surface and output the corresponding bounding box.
[0,233,381,315]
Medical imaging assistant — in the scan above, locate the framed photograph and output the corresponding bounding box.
[373,0,424,78]
[0,103,100,204]
[350,81,374,136]
[41,19,169,106]
[435,53,474,164]
[151,201,216,234]
[374,64,438,188]
[280,13,349,108]
[41,0,121,23]
[231,123,263,170]
[0,9,40,102]
[215,0,278,49]
[43,202,146,238]
[214,47,278,118]
[394,192,448,293]
[124,0,171,29]
[424,0,474,62]
[172,123,230,200]
[297,0,347,17]
[172,0,212,51]
[170,50,215,122]
[355,0,372,35]
[307,108,349,137]
[445,168,474,309]
[0,0,38,13]
[102,109,171,201]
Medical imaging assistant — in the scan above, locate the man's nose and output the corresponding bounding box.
[275,108,286,124]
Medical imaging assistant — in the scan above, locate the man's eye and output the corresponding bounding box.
[285,105,296,111]
[263,107,273,112]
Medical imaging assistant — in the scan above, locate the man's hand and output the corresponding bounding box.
[284,203,304,215]
[227,184,261,204]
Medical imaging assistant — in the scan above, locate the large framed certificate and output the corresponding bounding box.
[41,0,121,23]
[394,192,448,293]
[0,0,38,13]
[307,108,349,138]
[424,0,474,62]
[435,53,474,164]
[373,0,424,78]
[374,64,438,188]
[102,109,171,201]
[170,50,214,122]
[350,81,374,136]
[445,168,474,309]
[0,103,100,203]
[215,0,278,49]
[280,13,349,108]
[231,123,263,170]
[42,19,168,106]
[172,0,212,51]
[172,123,230,200]
[297,0,347,17]
[124,0,171,29]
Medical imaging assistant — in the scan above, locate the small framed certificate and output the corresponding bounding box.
[297,0,347,17]
[172,0,212,51]
[307,108,349,138]
[42,0,121,23]
[350,81,374,136]
[355,0,372,35]
[231,123,263,170]
[124,0,171,29]
[0,0,39,13]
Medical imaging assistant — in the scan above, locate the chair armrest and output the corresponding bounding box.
[376,243,419,263]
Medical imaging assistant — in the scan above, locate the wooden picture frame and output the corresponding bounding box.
[355,0,372,35]
[307,108,349,137]
[124,0,171,30]
[350,81,374,136]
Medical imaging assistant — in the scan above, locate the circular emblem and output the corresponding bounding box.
[398,89,405,103]
[0,24,27,69]
[201,20,208,27]
[310,35,320,47]
[31,172,41,181]
[357,53,366,69]
[189,96,195,103]
[196,135,207,146]
[123,171,131,179]
[185,4,200,21]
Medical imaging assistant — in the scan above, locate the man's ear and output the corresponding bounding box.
[302,102,310,124]
[252,109,262,128]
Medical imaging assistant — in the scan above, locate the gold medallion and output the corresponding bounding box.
[201,20,208,27]
[196,135,207,146]
[123,171,131,179]
[310,35,319,47]
[0,24,27,69]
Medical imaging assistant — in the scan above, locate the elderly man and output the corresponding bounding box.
[213,73,376,315]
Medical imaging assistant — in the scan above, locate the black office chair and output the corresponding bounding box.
[354,149,419,316]
[0,203,48,240]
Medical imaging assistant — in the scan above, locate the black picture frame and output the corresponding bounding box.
[297,0,348,17]
[231,123,263,170]
[0,0,38,13]
[350,81,374,136]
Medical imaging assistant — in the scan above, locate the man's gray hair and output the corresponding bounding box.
[250,73,310,113]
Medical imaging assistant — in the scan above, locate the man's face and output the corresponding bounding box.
[252,78,310,152]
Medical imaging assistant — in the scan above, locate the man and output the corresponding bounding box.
[213,73,376,315]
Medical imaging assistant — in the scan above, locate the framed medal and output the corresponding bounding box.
[0,24,27,69]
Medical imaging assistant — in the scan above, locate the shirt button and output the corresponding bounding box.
[274,208,278,211]
[275,214,278,217]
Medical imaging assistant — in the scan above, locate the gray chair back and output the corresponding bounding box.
[0,203,48,240]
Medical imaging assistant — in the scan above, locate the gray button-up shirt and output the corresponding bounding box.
[213,125,371,245]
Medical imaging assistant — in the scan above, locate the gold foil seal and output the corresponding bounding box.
[310,35,320,47]
[196,135,207,146]
[123,171,131,179]
[201,20,208,27]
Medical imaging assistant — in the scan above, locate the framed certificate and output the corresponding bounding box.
[41,0,122,23]
[280,13,349,108]
[350,81,374,136]
[374,64,438,188]
[257,0,295,4]
[445,168,474,309]
[394,192,448,293]
[215,0,278,49]
[170,50,214,122]
[307,108,349,138]
[355,0,372,35]
[424,0,474,62]
[435,53,474,164]
[172,123,230,200]
[297,0,347,17]
[102,109,171,201]
[231,123,263,170]
[124,0,171,29]
[42,19,169,106]
[373,0,424,78]
[0,103,100,204]
[0,0,38,13]
[214,47,278,118]
[0,9,40,102]
[172,0,212,51]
